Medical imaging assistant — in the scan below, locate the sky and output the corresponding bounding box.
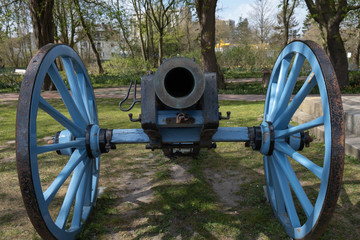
[216,0,308,28]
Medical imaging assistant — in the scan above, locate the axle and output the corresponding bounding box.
[52,125,312,158]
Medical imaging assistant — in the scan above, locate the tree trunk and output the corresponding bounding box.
[73,0,104,74]
[29,0,54,48]
[158,31,164,66]
[327,25,348,88]
[283,24,289,48]
[195,0,225,89]
[117,16,135,57]
[282,0,288,48]
[132,0,147,61]
[186,24,191,52]
[355,31,360,68]
[319,24,328,54]
[28,0,55,90]
[149,14,155,67]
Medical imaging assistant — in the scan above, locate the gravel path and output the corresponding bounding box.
[0,87,266,102]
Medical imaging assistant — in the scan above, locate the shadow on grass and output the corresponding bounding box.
[78,150,289,239]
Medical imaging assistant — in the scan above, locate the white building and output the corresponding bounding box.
[77,24,124,61]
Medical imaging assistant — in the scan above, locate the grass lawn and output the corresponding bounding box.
[0,98,359,240]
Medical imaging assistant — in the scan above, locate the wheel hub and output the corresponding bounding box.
[53,129,75,155]
[260,121,275,156]
[246,122,313,155]
[85,125,114,158]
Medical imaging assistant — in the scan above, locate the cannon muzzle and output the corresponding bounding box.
[154,57,205,109]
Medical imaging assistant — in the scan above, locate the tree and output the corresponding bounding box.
[131,0,148,61]
[250,0,274,44]
[28,0,54,48]
[28,0,55,90]
[277,0,299,47]
[195,0,225,89]
[0,0,33,67]
[73,0,104,74]
[182,3,193,52]
[54,0,80,48]
[215,19,233,43]
[302,14,328,52]
[234,17,253,44]
[344,7,360,68]
[144,0,177,66]
[106,0,135,57]
[304,0,360,89]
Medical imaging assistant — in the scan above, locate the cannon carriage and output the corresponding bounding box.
[16,40,344,239]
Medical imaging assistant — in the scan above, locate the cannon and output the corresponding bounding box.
[16,40,344,240]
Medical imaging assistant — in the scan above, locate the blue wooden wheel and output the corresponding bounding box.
[16,44,99,239]
[262,40,344,239]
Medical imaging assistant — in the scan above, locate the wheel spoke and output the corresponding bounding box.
[268,157,286,217]
[268,58,291,121]
[77,72,92,122]
[37,139,85,154]
[266,82,277,120]
[48,63,88,127]
[55,157,90,229]
[272,53,306,121]
[274,72,317,129]
[275,116,324,139]
[270,156,301,227]
[275,142,323,179]
[39,97,84,137]
[43,150,87,205]
[62,57,89,122]
[91,157,100,200]
[71,158,92,229]
[273,151,314,217]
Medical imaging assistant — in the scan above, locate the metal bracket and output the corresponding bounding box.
[119,79,141,112]
[219,111,231,120]
[129,113,141,122]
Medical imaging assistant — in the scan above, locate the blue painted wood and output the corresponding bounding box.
[112,129,150,143]
[43,150,87,206]
[111,127,250,144]
[36,139,85,155]
[275,117,324,138]
[62,57,88,122]
[47,63,88,127]
[25,44,99,239]
[38,97,83,137]
[262,40,336,239]
[273,150,314,217]
[55,157,89,229]
[212,127,249,142]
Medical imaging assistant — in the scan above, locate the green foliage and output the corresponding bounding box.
[217,44,280,70]
[220,80,320,95]
[166,48,202,65]
[89,56,155,88]
[342,70,360,93]
[219,82,267,94]
[0,71,22,92]
[222,67,263,79]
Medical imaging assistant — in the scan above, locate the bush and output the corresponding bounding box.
[342,70,360,93]
[222,67,262,79]
[0,72,22,92]
[217,44,280,70]
[166,49,202,66]
[88,57,155,88]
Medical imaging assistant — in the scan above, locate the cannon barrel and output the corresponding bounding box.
[153,57,205,109]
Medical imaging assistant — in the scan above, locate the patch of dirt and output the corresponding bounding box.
[169,163,193,184]
[0,153,15,163]
[203,169,250,208]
